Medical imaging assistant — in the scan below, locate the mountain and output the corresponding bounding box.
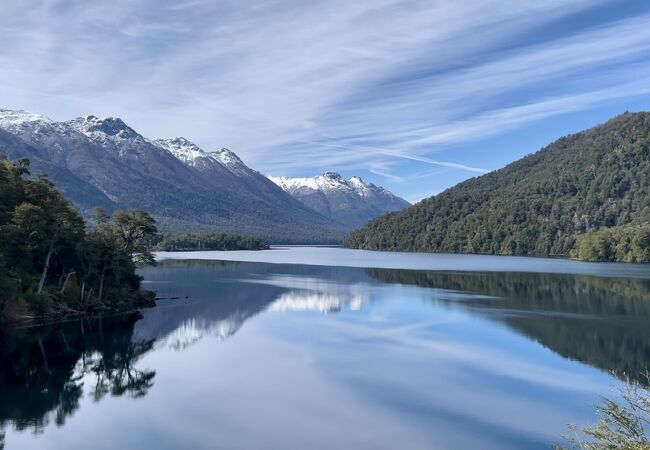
[344,112,650,257]
[152,137,249,176]
[0,109,347,243]
[269,172,410,228]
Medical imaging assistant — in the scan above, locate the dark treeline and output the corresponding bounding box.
[0,313,155,438]
[365,268,650,384]
[344,112,650,262]
[0,157,158,323]
[151,232,269,252]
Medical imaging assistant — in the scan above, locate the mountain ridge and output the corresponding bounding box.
[0,109,347,243]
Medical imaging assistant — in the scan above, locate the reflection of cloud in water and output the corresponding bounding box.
[268,291,365,313]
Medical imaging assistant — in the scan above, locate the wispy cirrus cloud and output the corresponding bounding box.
[0,0,649,197]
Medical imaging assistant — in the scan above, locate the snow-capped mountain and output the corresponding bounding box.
[152,137,248,176]
[269,172,410,228]
[0,108,347,242]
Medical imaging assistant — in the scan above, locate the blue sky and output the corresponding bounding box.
[1,0,650,202]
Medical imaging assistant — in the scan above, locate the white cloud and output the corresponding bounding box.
[0,0,647,181]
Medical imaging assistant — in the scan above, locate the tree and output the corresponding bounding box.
[553,372,650,450]
[25,180,85,294]
[1,172,83,296]
[0,157,157,321]
[111,210,157,264]
[572,224,650,263]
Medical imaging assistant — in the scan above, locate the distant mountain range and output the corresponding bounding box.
[344,112,650,257]
[0,109,407,242]
[269,172,410,228]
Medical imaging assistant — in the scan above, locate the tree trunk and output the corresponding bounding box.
[37,239,55,295]
[37,226,60,295]
[60,271,75,295]
[58,266,65,289]
[80,281,85,305]
[98,260,107,303]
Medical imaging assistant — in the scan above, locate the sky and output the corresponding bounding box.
[1,0,650,203]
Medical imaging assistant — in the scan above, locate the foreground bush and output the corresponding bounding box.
[554,372,650,449]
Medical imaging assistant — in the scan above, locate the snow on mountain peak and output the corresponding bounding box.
[268,172,410,227]
[269,172,374,196]
[72,115,139,140]
[0,109,51,127]
[207,148,247,173]
[0,110,73,150]
[153,137,206,164]
[152,138,249,176]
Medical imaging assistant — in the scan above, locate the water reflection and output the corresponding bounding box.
[138,260,650,382]
[268,291,365,312]
[136,260,370,350]
[0,314,155,436]
[2,258,649,449]
[365,268,650,383]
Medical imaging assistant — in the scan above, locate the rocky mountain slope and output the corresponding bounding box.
[0,109,347,243]
[269,172,410,228]
[344,112,650,256]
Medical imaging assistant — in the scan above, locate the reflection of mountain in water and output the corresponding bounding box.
[136,260,369,350]
[0,313,155,436]
[138,259,650,384]
[158,314,249,351]
[269,291,364,313]
[365,268,650,383]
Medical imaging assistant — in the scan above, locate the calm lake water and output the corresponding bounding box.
[1,247,649,449]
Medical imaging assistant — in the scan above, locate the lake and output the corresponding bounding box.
[1,247,649,449]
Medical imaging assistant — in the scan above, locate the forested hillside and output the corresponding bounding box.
[344,112,650,260]
[0,157,158,323]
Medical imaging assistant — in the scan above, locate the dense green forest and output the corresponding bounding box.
[344,112,650,261]
[572,223,650,262]
[0,157,158,323]
[151,232,269,251]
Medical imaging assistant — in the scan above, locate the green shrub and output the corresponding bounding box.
[553,372,650,449]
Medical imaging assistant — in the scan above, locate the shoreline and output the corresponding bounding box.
[1,296,156,329]
[153,246,650,279]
